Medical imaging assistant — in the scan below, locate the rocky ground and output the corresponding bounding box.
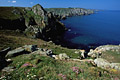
[0,31,120,80]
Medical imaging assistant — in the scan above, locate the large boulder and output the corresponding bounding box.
[59,53,69,60]
[6,47,25,57]
[88,49,102,58]
[94,58,111,69]
[31,48,53,56]
[80,50,85,58]
[110,63,120,70]
[23,45,37,52]
[88,49,98,58]
[94,58,120,70]
[31,49,47,56]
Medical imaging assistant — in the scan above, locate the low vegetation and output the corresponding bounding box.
[0,30,120,80]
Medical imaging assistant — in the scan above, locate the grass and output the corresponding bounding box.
[101,50,120,63]
[0,7,24,20]
[1,53,120,80]
[0,30,80,58]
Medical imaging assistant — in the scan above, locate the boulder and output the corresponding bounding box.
[80,50,85,58]
[6,47,25,57]
[2,66,15,72]
[88,49,97,58]
[31,49,47,56]
[51,55,59,60]
[88,49,102,58]
[46,49,53,56]
[110,63,120,70]
[94,58,111,69]
[59,53,69,60]
[23,45,37,52]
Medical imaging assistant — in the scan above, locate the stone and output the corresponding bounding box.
[110,63,120,70]
[94,58,111,69]
[6,59,13,62]
[88,49,97,58]
[6,47,25,57]
[88,49,101,58]
[80,50,85,58]
[75,51,79,54]
[46,49,53,56]
[2,66,15,72]
[23,45,37,52]
[59,53,69,60]
[51,55,59,60]
[31,49,47,56]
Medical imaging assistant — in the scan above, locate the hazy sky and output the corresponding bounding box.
[0,0,120,10]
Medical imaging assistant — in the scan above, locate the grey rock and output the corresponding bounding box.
[31,49,47,56]
[46,49,53,55]
[59,53,69,60]
[80,50,85,58]
[2,66,15,72]
[94,58,111,69]
[94,58,120,70]
[23,45,37,52]
[88,49,97,58]
[6,47,25,57]
[111,63,120,70]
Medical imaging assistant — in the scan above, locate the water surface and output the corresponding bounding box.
[61,10,120,49]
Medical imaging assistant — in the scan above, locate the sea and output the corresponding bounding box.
[61,10,120,50]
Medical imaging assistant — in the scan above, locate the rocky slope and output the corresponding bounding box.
[87,45,120,70]
[45,8,94,20]
[0,4,66,41]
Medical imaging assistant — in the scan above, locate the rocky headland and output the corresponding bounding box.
[0,4,120,80]
[45,8,94,20]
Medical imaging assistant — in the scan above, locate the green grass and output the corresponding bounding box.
[101,50,120,63]
[0,7,24,20]
[0,30,79,58]
[1,53,120,80]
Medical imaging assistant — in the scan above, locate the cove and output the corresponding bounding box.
[60,10,120,49]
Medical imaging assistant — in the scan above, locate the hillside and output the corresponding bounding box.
[0,31,120,80]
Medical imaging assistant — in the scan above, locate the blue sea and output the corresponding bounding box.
[61,10,120,49]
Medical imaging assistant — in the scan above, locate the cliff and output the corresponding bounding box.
[45,8,94,20]
[0,4,66,41]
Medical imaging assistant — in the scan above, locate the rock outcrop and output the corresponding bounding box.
[0,4,66,41]
[88,45,120,70]
[94,58,120,70]
[45,8,94,20]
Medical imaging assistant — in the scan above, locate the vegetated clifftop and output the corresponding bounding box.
[45,8,94,20]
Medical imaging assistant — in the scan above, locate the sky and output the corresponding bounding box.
[0,0,120,10]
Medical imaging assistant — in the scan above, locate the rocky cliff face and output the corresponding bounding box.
[24,4,66,41]
[0,4,66,41]
[45,8,94,20]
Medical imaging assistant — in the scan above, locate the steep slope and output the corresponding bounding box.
[0,4,66,41]
[45,8,94,20]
